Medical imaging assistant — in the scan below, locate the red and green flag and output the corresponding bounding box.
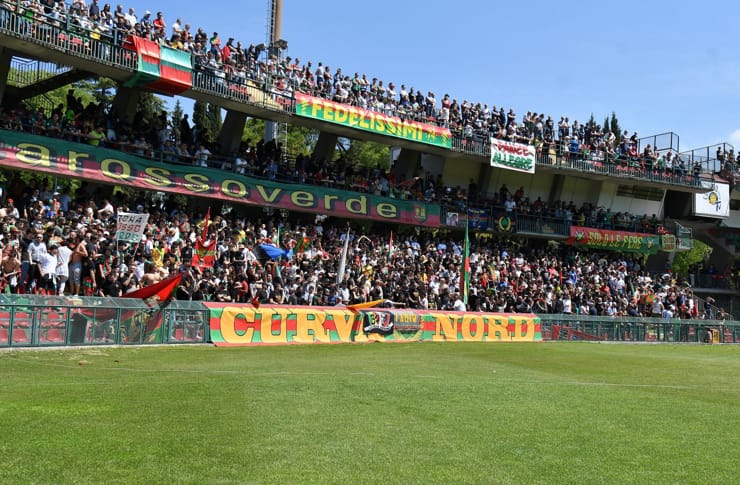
[192,208,215,269]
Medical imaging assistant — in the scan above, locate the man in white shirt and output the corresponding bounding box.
[452,293,466,312]
[55,240,73,295]
[38,245,58,295]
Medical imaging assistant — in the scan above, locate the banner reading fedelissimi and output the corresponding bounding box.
[490,137,536,174]
[0,130,440,227]
[206,304,542,346]
[295,93,452,149]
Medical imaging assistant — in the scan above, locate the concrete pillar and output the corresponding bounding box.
[313,131,338,160]
[111,86,142,123]
[391,148,421,181]
[0,47,13,107]
[219,109,247,155]
[476,164,493,200]
[547,174,565,205]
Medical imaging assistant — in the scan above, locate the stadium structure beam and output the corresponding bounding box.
[0,47,13,107]
[219,109,248,156]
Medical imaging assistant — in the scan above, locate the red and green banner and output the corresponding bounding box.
[0,130,441,227]
[205,304,541,346]
[568,226,660,254]
[295,93,452,149]
[123,36,192,95]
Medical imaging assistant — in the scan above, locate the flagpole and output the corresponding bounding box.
[462,212,470,307]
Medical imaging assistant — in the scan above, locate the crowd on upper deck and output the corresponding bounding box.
[4,0,738,180]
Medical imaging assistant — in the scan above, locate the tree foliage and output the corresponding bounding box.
[672,239,713,277]
[340,138,390,170]
[610,111,622,141]
[170,99,184,143]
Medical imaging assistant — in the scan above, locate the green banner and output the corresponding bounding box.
[295,92,452,148]
[0,130,440,227]
[568,226,659,254]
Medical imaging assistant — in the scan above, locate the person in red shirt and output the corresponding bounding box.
[152,11,166,36]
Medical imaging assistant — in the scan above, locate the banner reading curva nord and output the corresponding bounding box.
[490,137,536,174]
[0,129,441,227]
[295,93,452,149]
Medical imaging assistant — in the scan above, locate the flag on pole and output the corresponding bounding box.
[388,230,394,259]
[192,209,215,269]
[336,227,351,285]
[460,222,470,305]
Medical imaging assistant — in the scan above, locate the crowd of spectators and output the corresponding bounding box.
[0,177,732,321]
[0,101,678,237]
[4,0,737,182]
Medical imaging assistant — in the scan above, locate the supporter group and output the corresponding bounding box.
[0,1,735,320]
[0,176,723,320]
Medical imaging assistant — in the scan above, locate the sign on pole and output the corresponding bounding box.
[116,212,149,243]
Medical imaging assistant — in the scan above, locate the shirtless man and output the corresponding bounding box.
[69,235,88,295]
[1,248,21,293]
[140,262,166,287]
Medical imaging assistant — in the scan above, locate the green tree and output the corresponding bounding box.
[192,100,208,142]
[341,138,390,170]
[205,103,223,144]
[136,91,166,127]
[610,111,622,142]
[603,116,610,135]
[170,99,184,143]
[672,239,713,277]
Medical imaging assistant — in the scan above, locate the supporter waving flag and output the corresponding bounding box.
[192,208,216,269]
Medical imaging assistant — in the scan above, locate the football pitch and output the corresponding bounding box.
[1,342,738,484]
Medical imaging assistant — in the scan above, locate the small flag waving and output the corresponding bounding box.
[460,223,470,305]
[388,230,394,259]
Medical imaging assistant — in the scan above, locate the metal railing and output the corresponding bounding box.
[538,314,740,343]
[0,295,209,347]
[0,3,137,71]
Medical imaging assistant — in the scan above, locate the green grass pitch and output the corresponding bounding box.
[1,342,738,484]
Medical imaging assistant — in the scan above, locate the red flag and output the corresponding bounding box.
[124,273,182,302]
[192,208,216,268]
[192,240,216,269]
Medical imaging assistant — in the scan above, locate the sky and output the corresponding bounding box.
[123,0,740,153]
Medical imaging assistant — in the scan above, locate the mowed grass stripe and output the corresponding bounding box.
[1,343,738,484]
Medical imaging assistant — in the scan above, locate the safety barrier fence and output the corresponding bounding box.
[1,296,737,348]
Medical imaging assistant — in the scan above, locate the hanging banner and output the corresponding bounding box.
[661,234,676,252]
[115,212,149,243]
[467,208,489,230]
[489,137,536,174]
[568,226,659,254]
[205,304,541,346]
[0,130,440,227]
[295,93,452,149]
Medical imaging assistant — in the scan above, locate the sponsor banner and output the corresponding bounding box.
[295,93,452,149]
[115,212,149,243]
[676,237,694,251]
[693,182,729,218]
[568,226,659,254]
[489,137,536,174]
[0,130,440,227]
[205,304,541,346]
